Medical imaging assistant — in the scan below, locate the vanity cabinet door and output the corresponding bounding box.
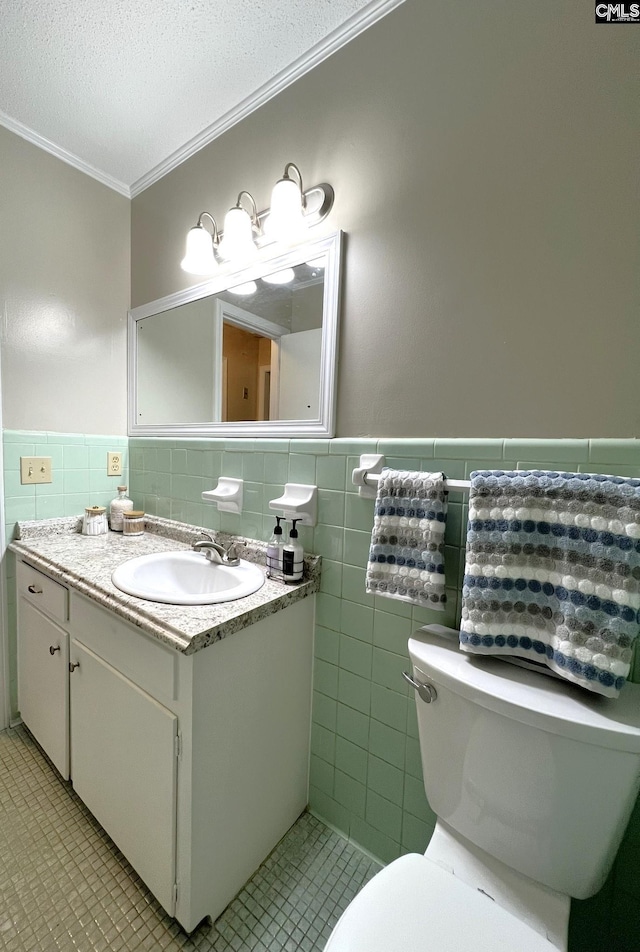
[17,599,70,779]
[69,639,179,918]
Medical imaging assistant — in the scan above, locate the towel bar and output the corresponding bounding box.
[352,455,470,497]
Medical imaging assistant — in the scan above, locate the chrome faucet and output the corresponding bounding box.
[192,533,246,566]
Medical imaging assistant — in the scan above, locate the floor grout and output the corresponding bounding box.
[0,726,380,952]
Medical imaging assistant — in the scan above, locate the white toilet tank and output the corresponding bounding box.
[408,626,640,899]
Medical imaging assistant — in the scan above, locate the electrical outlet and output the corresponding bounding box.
[20,457,52,484]
[107,451,123,476]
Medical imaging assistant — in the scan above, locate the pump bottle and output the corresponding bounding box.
[266,516,284,577]
[282,519,304,582]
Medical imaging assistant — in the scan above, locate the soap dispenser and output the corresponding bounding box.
[266,516,284,578]
[282,519,304,582]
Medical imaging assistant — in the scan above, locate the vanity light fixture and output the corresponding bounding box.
[180,163,334,275]
[264,162,307,242]
[180,212,219,275]
[217,191,260,264]
[262,267,295,285]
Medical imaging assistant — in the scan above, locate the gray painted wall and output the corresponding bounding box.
[131,0,639,439]
[0,127,130,435]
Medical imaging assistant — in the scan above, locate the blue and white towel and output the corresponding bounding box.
[460,470,640,698]
[366,469,448,610]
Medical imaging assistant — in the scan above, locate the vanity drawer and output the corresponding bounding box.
[17,561,69,624]
[69,591,178,703]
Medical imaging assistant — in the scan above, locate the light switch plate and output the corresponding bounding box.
[20,457,53,484]
[107,451,123,476]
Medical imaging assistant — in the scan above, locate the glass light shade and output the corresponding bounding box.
[218,206,258,263]
[264,177,307,242]
[181,226,217,275]
[262,268,295,285]
[229,281,258,296]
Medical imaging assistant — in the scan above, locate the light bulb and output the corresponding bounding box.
[264,176,307,242]
[218,206,258,263]
[229,281,258,295]
[180,226,217,275]
[262,268,295,285]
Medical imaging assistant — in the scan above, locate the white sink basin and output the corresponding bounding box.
[111,550,265,605]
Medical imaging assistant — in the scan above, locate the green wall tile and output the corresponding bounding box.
[401,812,434,855]
[312,691,337,732]
[309,790,350,835]
[337,669,371,715]
[288,453,316,484]
[434,438,503,459]
[316,593,341,631]
[340,600,374,643]
[339,635,373,679]
[368,719,405,771]
[370,684,408,733]
[366,789,402,841]
[341,565,372,607]
[310,723,335,764]
[314,626,339,665]
[377,439,435,458]
[372,647,410,694]
[309,755,334,797]
[367,754,404,806]
[313,524,344,562]
[344,494,375,531]
[334,770,366,817]
[313,659,339,699]
[264,452,289,485]
[335,736,369,784]
[317,488,345,526]
[504,439,589,463]
[373,611,413,653]
[589,440,640,466]
[336,703,370,749]
[343,528,371,567]
[319,559,342,597]
[349,817,401,865]
[316,455,346,490]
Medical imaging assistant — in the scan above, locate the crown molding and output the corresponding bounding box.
[130,0,407,197]
[0,0,406,199]
[0,110,131,197]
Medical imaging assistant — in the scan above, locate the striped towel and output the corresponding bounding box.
[460,470,640,698]
[366,469,448,610]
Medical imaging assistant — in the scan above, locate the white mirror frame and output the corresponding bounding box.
[128,230,343,438]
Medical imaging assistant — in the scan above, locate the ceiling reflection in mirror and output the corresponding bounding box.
[128,232,342,438]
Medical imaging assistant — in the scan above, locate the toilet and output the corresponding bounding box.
[324,625,640,951]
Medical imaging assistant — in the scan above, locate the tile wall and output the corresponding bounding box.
[3,431,640,950]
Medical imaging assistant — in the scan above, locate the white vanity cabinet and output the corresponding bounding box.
[17,561,70,779]
[16,555,315,934]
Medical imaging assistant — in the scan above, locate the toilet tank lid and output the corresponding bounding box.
[409,626,640,753]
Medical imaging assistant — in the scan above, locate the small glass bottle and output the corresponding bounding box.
[122,510,145,536]
[109,485,133,531]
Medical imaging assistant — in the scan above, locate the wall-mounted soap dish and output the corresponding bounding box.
[202,477,243,513]
[268,483,317,527]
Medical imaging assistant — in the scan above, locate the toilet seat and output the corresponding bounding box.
[324,853,553,952]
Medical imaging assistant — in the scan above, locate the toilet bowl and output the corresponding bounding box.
[324,625,640,952]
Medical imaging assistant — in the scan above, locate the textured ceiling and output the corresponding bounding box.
[0,0,402,195]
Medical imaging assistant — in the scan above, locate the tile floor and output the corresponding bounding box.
[0,726,381,952]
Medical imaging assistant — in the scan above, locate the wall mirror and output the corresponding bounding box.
[128,230,342,438]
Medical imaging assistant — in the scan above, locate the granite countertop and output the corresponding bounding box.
[9,515,320,656]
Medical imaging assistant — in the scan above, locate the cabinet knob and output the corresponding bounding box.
[27,584,43,594]
[49,645,61,655]
[69,662,80,673]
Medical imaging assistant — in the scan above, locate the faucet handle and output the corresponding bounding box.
[224,540,247,565]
